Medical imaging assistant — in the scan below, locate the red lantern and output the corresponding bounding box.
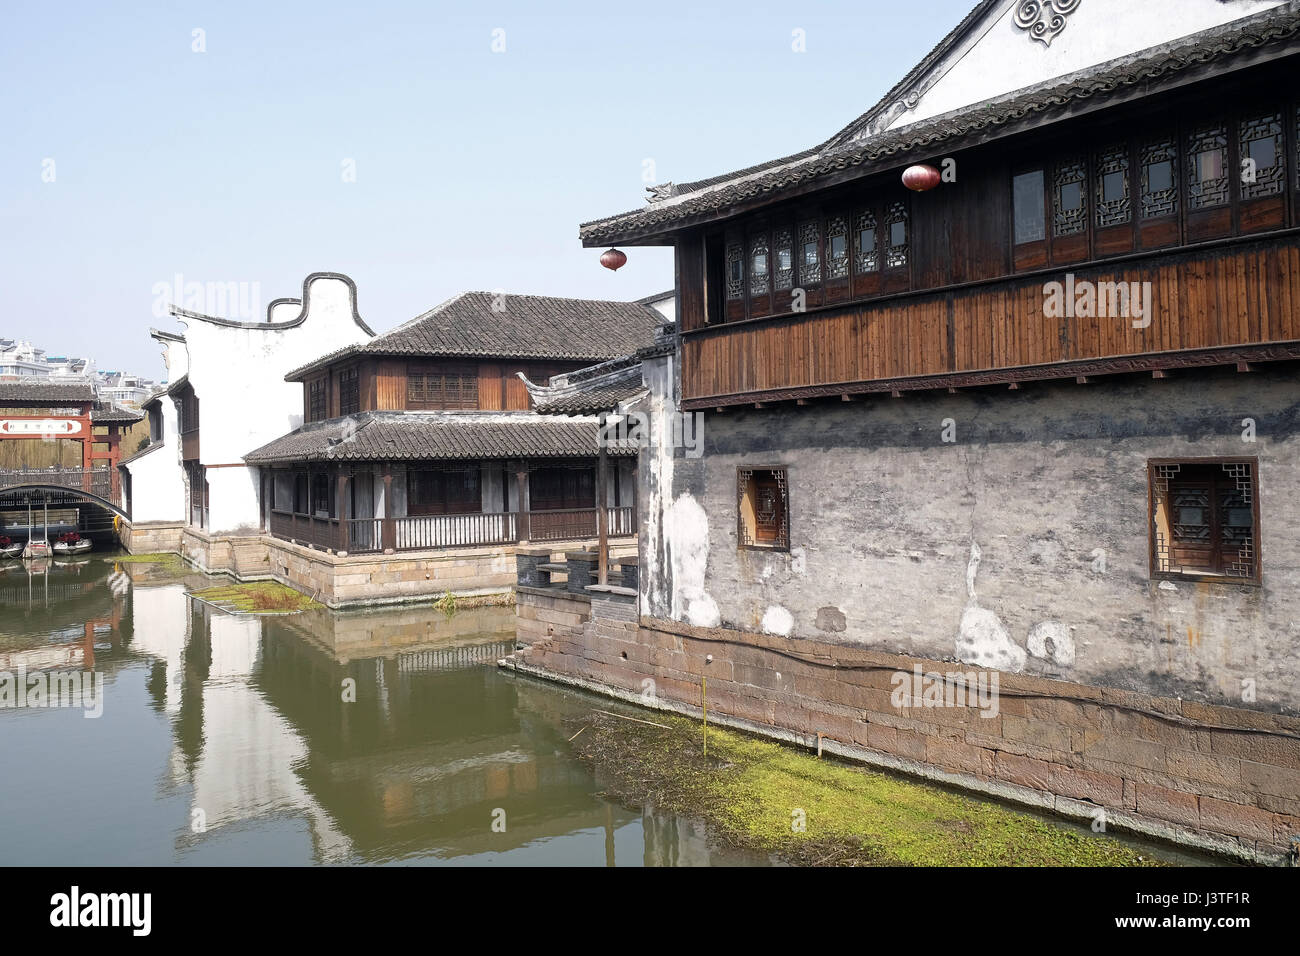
[902,164,942,192]
[599,248,627,271]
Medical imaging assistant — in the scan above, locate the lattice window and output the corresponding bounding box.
[1187,123,1229,209]
[1140,137,1178,219]
[1151,460,1258,583]
[738,467,789,550]
[407,365,478,410]
[308,378,326,422]
[725,238,744,300]
[1094,144,1130,228]
[854,209,878,273]
[338,366,360,416]
[748,232,770,296]
[885,202,908,268]
[1239,111,1284,200]
[1053,158,1087,236]
[774,226,794,290]
[798,221,821,286]
[825,215,849,279]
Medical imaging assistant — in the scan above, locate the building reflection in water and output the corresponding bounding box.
[112,567,767,865]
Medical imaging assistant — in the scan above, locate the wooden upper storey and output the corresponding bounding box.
[301,357,582,423]
[667,62,1300,406]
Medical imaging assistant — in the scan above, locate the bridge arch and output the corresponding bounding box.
[0,483,129,521]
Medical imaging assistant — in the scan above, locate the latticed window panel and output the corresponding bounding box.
[1187,124,1229,209]
[825,215,849,279]
[774,226,794,290]
[1053,158,1087,236]
[748,232,770,296]
[308,379,327,422]
[854,209,878,273]
[885,202,908,268]
[725,238,744,300]
[1094,144,1130,227]
[1239,111,1284,200]
[737,467,789,550]
[339,366,360,416]
[798,221,821,286]
[1139,137,1178,219]
[1151,460,1257,582]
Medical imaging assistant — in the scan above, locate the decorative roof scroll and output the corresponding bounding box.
[1013,0,1082,48]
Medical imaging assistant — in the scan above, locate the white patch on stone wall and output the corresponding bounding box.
[1158,580,1179,591]
[665,492,719,629]
[790,546,806,575]
[1027,620,1075,667]
[954,541,1026,673]
[760,605,794,637]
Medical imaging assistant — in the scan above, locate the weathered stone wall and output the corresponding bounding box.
[648,366,1300,715]
[121,520,184,555]
[505,590,1300,863]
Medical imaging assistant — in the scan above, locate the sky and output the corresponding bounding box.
[0,0,978,380]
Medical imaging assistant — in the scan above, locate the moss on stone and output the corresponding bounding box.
[190,580,320,613]
[113,552,187,572]
[567,710,1171,867]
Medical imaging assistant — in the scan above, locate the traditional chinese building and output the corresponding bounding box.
[505,0,1300,863]
[242,291,665,603]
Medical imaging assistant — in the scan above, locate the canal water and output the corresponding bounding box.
[0,556,764,866]
[0,556,1220,866]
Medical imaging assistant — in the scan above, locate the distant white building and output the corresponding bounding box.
[0,339,49,379]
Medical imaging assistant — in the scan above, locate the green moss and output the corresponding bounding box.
[189,580,320,613]
[567,711,1169,867]
[113,552,187,572]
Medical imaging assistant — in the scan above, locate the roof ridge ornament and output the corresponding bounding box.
[1013,0,1082,48]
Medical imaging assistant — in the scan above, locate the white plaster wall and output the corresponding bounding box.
[175,275,373,534]
[894,0,1285,129]
[126,400,185,522]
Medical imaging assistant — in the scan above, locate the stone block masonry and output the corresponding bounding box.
[504,588,1300,864]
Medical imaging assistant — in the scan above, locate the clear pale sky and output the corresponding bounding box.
[0,0,976,379]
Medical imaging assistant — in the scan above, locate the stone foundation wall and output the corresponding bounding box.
[505,589,1300,864]
[173,526,635,609]
[120,521,184,555]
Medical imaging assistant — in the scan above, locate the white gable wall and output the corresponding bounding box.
[890,0,1285,131]
[178,274,373,534]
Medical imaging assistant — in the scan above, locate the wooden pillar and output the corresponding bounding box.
[336,469,349,552]
[381,463,395,553]
[515,466,529,543]
[596,413,609,586]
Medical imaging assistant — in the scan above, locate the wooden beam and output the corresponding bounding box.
[1236,362,1254,373]
[890,390,902,399]
[596,415,609,587]
[840,393,856,402]
[1008,382,1020,390]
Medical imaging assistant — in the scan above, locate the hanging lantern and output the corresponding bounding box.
[902,164,942,192]
[599,248,628,271]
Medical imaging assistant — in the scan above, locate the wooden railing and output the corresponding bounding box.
[269,506,635,554]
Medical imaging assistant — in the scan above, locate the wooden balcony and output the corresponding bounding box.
[268,506,635,555]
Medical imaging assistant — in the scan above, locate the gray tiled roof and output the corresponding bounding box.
[91,405,144,424]
[0,382,97,403]
[578,8,1300,244]
[244,411,634,464]
[286,292,662,380]
[524,358,647,416]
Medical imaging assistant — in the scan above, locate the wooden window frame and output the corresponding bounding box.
[407,362,478,410]
[307,377,328,422]
[1148,457,1261,587]
[338,365,360,416]
[737,465,790,552]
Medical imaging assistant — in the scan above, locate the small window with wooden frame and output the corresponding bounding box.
[1149,458,1260,585]
[738,466,790,551]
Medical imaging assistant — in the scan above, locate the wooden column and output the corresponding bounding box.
[596,412,609,586]
[336,469,349,553]
[516,466,529,543]
[381,463,395,553]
